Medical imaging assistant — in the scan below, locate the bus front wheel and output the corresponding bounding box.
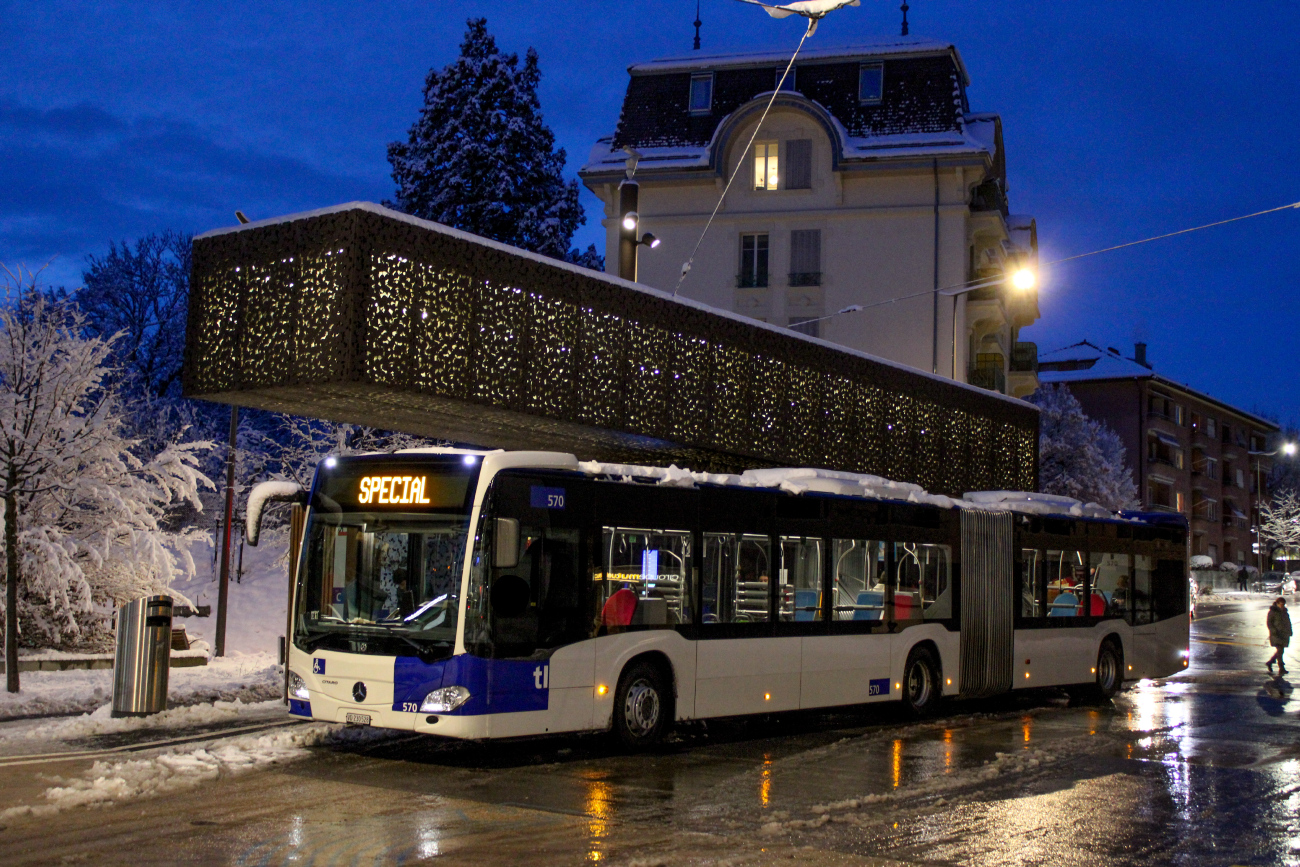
[612,660,671,749]
[1093,640,1123,699]
[901,646,941,717]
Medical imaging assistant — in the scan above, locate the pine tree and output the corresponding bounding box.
[1028,383,1139,511]
[387,18,585,260]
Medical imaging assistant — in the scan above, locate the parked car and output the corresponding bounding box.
[1254,571,1290,594]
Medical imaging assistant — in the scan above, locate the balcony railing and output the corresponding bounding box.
[1144,503,1180,514]
[968,366,1006,394]
[788,271,821,287]
[1010,341,1038,373]
[736,274,768,289]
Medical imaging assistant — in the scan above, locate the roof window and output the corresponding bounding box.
[776,66,796,92]
[689,73,714,114]
[858,62,883,104]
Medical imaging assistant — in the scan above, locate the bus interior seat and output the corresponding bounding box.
[794,589,819,621]
[601,587,638,628]
[853,590,883,620]
[893,592,919,620]
[1048,592,1077,616]
[1089,592,1106,616]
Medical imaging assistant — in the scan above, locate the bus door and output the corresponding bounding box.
[958,511,1014,697]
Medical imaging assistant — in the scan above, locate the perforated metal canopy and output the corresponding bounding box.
[183,202,1038,492]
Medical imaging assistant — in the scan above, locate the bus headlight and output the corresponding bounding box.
[420,686,471,713]
[288,670,310,700]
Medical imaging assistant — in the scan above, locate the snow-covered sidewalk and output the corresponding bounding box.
[0,652,283,721]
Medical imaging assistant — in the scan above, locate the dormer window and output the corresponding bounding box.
[776,66,796,91]
[858,62,884,104]
[689,73,714,114]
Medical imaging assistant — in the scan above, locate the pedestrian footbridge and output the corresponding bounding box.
[183,203,1036,494]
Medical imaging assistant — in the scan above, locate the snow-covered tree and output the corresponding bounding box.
[386,17,585,259]
[0,270,212,690]
[1028,383,1138,511]
[1261,489,1300,566]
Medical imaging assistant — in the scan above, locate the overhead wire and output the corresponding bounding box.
[674,22,814,297]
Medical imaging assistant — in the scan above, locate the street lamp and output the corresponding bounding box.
[1249,442,1297,573]
[942,264,1037,380]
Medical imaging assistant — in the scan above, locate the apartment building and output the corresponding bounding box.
[579,38,1040,396]
[1039,341,1279,566]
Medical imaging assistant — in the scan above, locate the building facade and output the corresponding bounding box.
[579,38,1040,397]
[1039,341,1280,567]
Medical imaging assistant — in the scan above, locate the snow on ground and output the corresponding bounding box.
[0,722,397,820]
[171,535,291,658]
[15,698,284,741]
[0,653,282,721]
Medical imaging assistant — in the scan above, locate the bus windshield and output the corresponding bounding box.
[293,458,479,658]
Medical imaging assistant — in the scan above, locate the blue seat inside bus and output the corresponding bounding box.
[853,590,884,620]
[794,589,819,621]
[1048,592,1078,616]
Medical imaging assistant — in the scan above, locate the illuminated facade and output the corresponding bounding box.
[580,39,1041,396]
[183,202,1037,493]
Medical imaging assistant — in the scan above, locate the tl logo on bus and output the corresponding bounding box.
[533,665,550,690]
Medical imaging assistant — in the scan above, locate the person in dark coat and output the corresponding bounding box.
[1267,597,1292,675]
[1239,566,1250,593]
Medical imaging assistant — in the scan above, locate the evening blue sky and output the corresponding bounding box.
[2,1,1298,424]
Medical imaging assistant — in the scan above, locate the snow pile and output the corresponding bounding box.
[579,460,1119,520]
[0,722,395,820]
[1190,555,1214,569]
[19,698,279,741]
[0,653,281,721]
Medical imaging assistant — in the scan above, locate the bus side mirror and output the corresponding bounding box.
[495,518,520,569]
[246,481,307,546]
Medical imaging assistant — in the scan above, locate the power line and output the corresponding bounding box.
[838,199,1300,317]
[674,24,812,297]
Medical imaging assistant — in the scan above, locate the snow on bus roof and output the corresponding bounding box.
[576,461,1118,521]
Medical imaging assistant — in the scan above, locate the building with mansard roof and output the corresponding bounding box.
[1039,340,1280,567]
[579,37,1040,397]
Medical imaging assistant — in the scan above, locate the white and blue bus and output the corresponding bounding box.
[259,449,1190,747]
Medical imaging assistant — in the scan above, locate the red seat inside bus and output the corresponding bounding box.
[601,588,638,628]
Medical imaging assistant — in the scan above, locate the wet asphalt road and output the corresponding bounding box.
[2,595,1300,866]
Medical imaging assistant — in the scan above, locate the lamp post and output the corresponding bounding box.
[1249,441,1297,573]
[942,264,1036,382]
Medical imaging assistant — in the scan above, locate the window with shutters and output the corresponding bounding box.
[738,233,769,287]
[788,229,820,286]
[785,139,812,190]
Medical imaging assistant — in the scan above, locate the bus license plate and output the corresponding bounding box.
[345,712,371,726]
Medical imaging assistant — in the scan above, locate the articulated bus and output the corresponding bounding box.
[266,449,1190,747]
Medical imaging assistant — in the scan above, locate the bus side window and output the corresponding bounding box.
[701,533,770,623]
[1132,555,1154,625]
[1046,550,1087,617]
[488,528,583,658]
[597,528,693,629]
[832,539,886,621]
[1152,558,1187,622]
[1020,549,1044,618]
[1089,552,1131,619]
[894,542,951,620]
[779,537,823,622]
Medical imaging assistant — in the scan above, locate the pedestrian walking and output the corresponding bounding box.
[1267,597,1292,675]
[1239,565,1250,593]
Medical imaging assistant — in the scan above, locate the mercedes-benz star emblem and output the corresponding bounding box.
[352,682,367,702]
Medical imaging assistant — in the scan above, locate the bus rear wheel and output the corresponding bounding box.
[1093,640,1123,699]
[902,646,941,717]
[612,660,671,749]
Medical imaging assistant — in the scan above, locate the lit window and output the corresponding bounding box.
[689,73,713,114]
[859,63,884,104]
[754,142,778,190]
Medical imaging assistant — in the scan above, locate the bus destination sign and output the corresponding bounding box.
[357,475,433,506]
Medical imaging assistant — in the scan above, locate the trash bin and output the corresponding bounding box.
[112,595,172,718]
